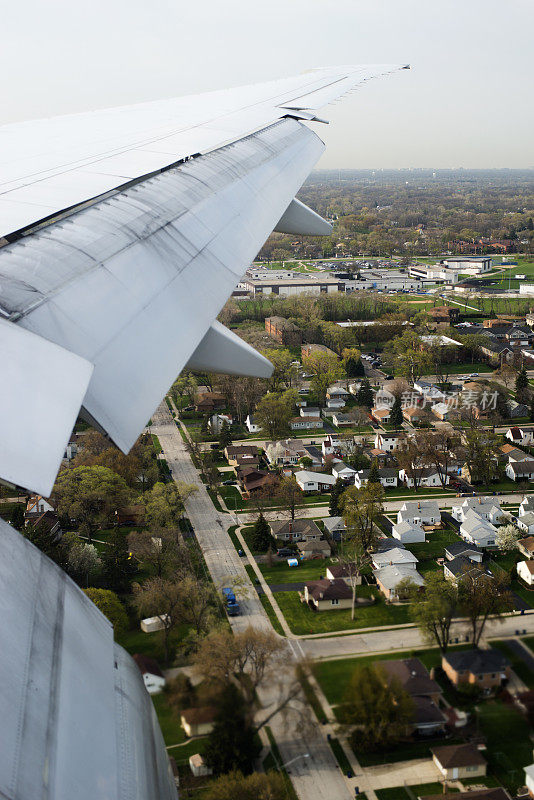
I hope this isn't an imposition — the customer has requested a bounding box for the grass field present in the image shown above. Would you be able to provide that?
[404,528,463,561]
[259,594,285,636]
[259,558,334,585]
[151,693,186,747]
[275,586,410,635]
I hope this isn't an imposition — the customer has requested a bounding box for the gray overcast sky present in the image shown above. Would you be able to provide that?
[3,0,533,168]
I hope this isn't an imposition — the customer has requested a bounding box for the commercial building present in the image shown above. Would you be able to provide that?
[265,316,303,346]
[441,256,492,274]
[242,275,344,296]
[409,264,460,284]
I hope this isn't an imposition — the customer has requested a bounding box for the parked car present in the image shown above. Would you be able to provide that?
[277,547,295,557]
[385,374,394,380]
[222,479,237,485]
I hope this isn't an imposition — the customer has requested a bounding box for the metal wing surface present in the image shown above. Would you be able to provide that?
[0,64,408,494]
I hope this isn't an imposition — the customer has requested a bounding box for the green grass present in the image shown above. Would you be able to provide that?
[218,484,246,510]
[422,362,494,376]
[227,524,241,551]
[404,528,462,561]
[151,693,186,746]
[167,737,209,763]
[206,488,223,511]
[151,434,162,453]
[259,558,334,585]
[259,594,286,636]
[478,700,533,793]
[328,737,353,775]
[115,623,190,666]
[491,639,534,689]
[275,586,410,635]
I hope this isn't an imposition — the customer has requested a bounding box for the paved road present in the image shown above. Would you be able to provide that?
[151,402,354,800]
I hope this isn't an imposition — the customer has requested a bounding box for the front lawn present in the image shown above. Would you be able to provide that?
[404,528,462,561]
[260,558,334,585]
[275,586,411,635]
[478,700,533,793]
[151,692,186,747]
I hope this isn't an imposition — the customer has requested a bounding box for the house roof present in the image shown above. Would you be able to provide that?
[295,470,336,485]
[508,426,524,439]
[431,743,486,769]
[359,467,398,479]
[270,519,322,538]
[181,707,217,725]
[326,563,359,579]
[226,444,259,456]
[444,542,482,559]
[519,536,534,553]
[373,548,418,568]
[443,648,509,674]
[375,537,406,552]
[132,653,164,679]
[519,559,534,575]
[519,512,534,526]
[323,516,346,533]
[445,556,488,579]
[509,459,534,475]
[413,695,447,725]
[460,510,497,535]
[373,564,425,591]
[380,658,442,697]
[306,578,352,601]
[392,521,425,537]
[372,408,390,419]
[297,539,331,552]
[399,500,440,517]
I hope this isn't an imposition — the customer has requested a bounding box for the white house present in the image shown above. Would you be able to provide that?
[132,654,166,694]
[265,439,309,465]
[451,497,502,524]
[506,427,534,446]
[323,516,346,541]
[517,512,534,536]
[459,510,497,549]
[354,467,398,489]
[517,560,534,586]
[506,459,534,482]
[322,435,341,460]
[326,397,346,410]
[294,470,337,493]
[373,564,425,600]
[300,406,321,417]
[524,763,534,799]
[397,500,441,527]
[245,414,261,434]
[519,496,534,517]
[140,615,169,633]
[332,461,358,482]
[391,521,426,544]
[374,431,405,452]
[290,416,323,431]
[372,547,419,571]
[327,385,350,400]
[209,413,233,434]
[399,467,447,488]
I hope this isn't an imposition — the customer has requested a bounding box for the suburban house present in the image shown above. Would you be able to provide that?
[180,707,217,738]
[225,444,260,466]
[354,467,398,489]
[374,431,406,452]
[413,380,446,403]
[372,547,419,571]
[290,416,323,431]
[509,399,529,418]
[443,542,483,563]
[378,658,445,735]
[391,521,425,544]
[441,649,510,693]
[519,496,534,516]
[517,560,534,586]
[297,539,331,559]
[371,407,391,424]
[326,397,346,410]
[303,578,352,610]
[294,470,337,493]
[459,510,497,548]
[195,392,225,413]
[265,439,310,466]
[238,467,276,494]
[518,536,534,558]
[524,764,534,799]
[397,500,441,527]
[270,518,322,543]
[332,413,353,427]
[132,654,166,695]
[300,406,321,418]
[245,414,262,433]
[403,405,426,424]
[332,461,358,482]
[506,459,534,481]
[451,497,502,524]
[323,516,346,541]
[506,426,534,446]
[443,557,492,584]
[375,537,406,553]
[432,744,487,781]
[208,413,233,434]
[325,563,361,585]
[25,494,55,524]
[264,316,302,346]
[399,466,447,488]
[322,435,342,460]
[517,512,534,536]
[326,385,350,400]
[430,402,459,422]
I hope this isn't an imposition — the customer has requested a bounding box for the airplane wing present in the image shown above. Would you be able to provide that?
[0,64,408,495]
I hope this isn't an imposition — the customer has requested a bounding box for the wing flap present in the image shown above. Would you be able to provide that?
[187,321,273,378]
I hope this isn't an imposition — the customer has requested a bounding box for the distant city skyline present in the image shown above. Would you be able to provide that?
[3,0,533,169]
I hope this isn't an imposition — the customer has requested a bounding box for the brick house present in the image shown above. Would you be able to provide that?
[265,316,302,346]
[441,649,510,693]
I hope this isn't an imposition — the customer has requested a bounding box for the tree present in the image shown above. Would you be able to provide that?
[205,684,260,775]
[66,539,101,586]
[203,771,286,800]
[273,475,304,521]
[133,577,183,663]
[367,460,381,484]
[389,394,404,428]
[102,528,136,591]
[458,571,513,647]
[10,504,24,530]
[254,390,296,440]
[495,523,522,552]
[516,366,529,402]
[460,429,499,486]
[83,588,129,635]
[410,572,459,654]
[339,664,414,752]
[385,331,433,384]
[261,348,293,391]
[418,429,460,489]
[143,481,197,529]
[302,351,343,405]
[53,465,132,542]
[251,514,274,552]
[329,478,345,517]
[340,482,384,555]
[530,396,534,423]
[342,347,363,378]
[176,574,217,635]
[127,529,187,577]
[356,379,374,409]
[218,420,233,450]
[23,518,63,561]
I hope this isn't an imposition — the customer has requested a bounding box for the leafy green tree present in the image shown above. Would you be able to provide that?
[102,528,136,592]
[251,513,274,552]
[202,771,286,800]
[218,419,233,450]
[458,571,513,647]
[205,684,260,775]
[254,390,297,439]
[23,519,62,561]
[340,482,384,554]
[342,347,363,378]
[83,588,129,635]
[356,379,374,409]
[133,576,183,663]
[339,664,414,752]
[10,504,24,530]
[143,481,197,529]
[389,395,404,428]
[66,539,101,586]
[367,460,381,484]
[410,572,458,654]
[516,366,529,402]
[385,331,432,383]
[52,465,132,542]
[329,478,345,517]
[302,351,343,405]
